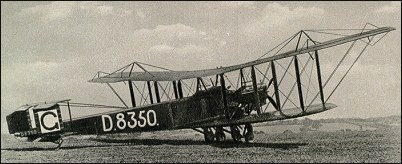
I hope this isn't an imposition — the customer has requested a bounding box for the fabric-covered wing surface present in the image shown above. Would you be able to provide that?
[174,103,337,129]
[89,27,395,83]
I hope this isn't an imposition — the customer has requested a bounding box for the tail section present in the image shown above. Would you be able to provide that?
[6,100,66,142]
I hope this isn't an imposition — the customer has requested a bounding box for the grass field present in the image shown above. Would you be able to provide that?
[1,123,400,163]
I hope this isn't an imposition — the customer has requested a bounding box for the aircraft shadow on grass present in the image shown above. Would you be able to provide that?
[90,138,308,149]
[1,138,308,151]
[0,144,116,151]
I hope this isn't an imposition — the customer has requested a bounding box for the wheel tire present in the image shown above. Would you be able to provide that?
[203,128,214,143]
[244,131,254,143]
[215,128,226,142]
[244,123,254,143]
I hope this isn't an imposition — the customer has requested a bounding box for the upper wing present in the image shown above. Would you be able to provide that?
[89,27,395,83]
[89,69,224,83]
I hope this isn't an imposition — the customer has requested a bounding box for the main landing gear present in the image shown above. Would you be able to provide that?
[230,123,254,143]
[202,127,226,143]
[202,123,254,143]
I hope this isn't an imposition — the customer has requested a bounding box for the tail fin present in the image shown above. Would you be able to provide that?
[7,102,64,141]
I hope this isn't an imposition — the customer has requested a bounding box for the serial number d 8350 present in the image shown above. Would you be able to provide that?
[101,109,157,132]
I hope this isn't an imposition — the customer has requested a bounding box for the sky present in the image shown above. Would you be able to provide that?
[1,1,401,133]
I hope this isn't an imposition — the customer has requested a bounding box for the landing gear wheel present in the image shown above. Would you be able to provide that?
[230,125,242,143]
[203,127,214,143]
[244,123,254,143]
[215,127,226,142]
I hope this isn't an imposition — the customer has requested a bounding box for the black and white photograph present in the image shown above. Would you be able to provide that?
[1,1,400,163]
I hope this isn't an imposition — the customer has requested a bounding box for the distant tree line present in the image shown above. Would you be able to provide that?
[256,115,400,130]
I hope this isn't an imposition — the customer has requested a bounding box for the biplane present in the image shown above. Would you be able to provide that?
[6,24,395,148]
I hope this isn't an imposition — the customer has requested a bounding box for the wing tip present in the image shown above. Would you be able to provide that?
[324,103,337,110]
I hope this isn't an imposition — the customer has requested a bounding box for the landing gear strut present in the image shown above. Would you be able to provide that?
[230,123,254,143]
[230,125,242,142]
[201,124,253,143]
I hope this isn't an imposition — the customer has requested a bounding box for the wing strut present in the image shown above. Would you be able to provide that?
[196,78,200,92]
[271,61,281,111]
[172,81,179,99]
[147,81,154,104]
[128,81,136,107]
[294,56,305,111]
[220,74,229,119]
[67,101,73,124]
[154,81,161,103]
[240,68,246,87]
[177,80,184,98]
[250,66,261,115]
[314,50,325,105]
[196,77,207,92]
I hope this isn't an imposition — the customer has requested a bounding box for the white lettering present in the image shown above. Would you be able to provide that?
[147,110,157,126]
[101,115,113,132]
[116,113,126,130]
[138,110,147,127]
[127,112,137,128]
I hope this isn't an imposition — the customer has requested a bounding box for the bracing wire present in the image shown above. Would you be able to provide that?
[304,59,315,105]
[224,74,234,88]
[279,88,299,109]
[258,32,300,59]
[325,39,372,103]
[264,57,294,110]
[59,102,125,109]
[299,38,357,111]
[255,67,270,85]
[280,57,312,110]
[133,82,146,105]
